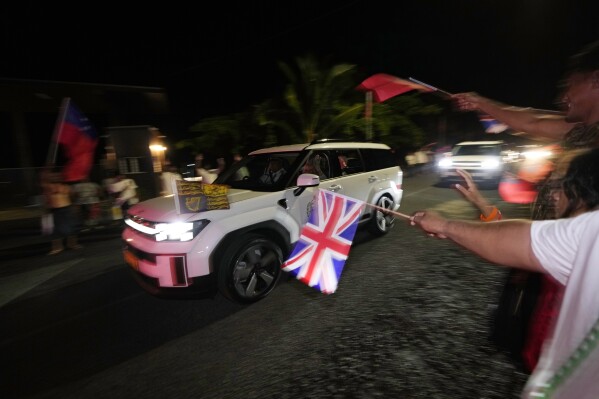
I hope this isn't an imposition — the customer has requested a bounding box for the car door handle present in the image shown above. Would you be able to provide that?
[368,176,378,183]
[328,184,342,192]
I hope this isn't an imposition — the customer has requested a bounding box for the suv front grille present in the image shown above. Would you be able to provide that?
[451,161,482,168]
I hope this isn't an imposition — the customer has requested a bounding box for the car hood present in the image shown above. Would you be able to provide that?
[127,188,278,222]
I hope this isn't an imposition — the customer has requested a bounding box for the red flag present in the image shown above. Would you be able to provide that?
[55,99,98,182]
[357,73,434,102]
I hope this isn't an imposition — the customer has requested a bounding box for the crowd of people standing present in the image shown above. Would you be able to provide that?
[39,168,142,255]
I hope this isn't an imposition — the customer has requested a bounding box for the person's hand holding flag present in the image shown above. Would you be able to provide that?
[452,92,484,111]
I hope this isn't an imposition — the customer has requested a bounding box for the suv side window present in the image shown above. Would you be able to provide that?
[362,148,397,171]
[294,150,332,181]
[333,149,364,176]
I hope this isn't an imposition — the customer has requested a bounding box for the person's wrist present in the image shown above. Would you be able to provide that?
[480,205,501,222]
[476,201,491,213]
[440,218,453,236]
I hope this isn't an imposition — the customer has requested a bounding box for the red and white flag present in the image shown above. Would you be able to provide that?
[282,189,365,294]
[357,73,434,102]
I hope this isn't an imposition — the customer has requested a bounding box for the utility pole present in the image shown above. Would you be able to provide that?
[365,91,373,141]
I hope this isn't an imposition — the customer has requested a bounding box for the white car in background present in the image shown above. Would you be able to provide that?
[122,140,403,303]
[436,140,506,186]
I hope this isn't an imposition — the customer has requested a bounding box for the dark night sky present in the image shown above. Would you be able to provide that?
[1,1,599,152]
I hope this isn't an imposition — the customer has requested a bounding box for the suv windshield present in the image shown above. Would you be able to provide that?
[215,152,303,191]
[453,144,501,156]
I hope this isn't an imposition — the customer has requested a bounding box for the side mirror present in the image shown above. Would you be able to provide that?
[293,173,320,196]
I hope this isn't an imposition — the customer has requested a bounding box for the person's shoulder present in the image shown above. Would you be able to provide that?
[577,210,599,226]
[539,210,599,233]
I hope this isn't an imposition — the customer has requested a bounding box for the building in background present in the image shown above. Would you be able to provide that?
[0,79,171,207]
[106,126,169,201]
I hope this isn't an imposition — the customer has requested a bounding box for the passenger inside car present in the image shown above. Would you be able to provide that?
[302,154,328,179]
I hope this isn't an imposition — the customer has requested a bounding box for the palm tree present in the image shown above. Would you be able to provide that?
[177,54,442,158]
[275,54,363,142]
[175,114,244,157]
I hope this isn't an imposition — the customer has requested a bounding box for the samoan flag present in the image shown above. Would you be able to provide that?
[357,73,434,102]
[478,113,508,134]
[282,189,365,294]
[57,99,99,182]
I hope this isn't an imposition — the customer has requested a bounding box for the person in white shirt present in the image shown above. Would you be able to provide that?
[410,148,599,398]
[110,175,138,214]
[160,165,182,195]
[194,154,223,184]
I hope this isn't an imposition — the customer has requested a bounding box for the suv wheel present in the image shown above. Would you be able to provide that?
[217,234,284,303]
[368,195,395,236]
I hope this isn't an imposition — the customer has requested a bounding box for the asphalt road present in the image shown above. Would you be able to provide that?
[1,173,533,399]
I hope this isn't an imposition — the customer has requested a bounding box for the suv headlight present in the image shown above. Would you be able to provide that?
[125,218,210,242]
[438,158,452,168]
[154,220,210,242]
[481,159,500,169]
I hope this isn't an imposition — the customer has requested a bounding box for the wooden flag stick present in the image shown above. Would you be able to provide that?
[366,202,412,220]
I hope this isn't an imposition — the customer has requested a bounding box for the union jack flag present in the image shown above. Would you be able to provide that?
[282,190,365,294]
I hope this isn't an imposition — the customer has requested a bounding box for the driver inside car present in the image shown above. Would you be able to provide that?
[259,158,286,184]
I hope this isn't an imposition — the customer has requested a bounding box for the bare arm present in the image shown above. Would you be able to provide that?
[453,92,574,141]
[454,169,497,219]
[411,210,544,272]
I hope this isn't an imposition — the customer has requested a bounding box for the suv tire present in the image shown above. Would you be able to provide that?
[217,233,284,303]
[368,195,395,236]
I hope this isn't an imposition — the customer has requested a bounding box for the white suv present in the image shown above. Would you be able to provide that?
[122,140,403,303]
[436,140,506,185]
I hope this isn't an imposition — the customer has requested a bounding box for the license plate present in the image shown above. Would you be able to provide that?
[123,250,139,271]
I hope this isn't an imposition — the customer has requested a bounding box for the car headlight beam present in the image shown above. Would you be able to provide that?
[481,159,500,169]
[126,217,209,242]
[155,220,210,242]
[438,158,452,168]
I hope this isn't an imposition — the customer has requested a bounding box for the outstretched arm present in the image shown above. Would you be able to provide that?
[452,92,574,141]
[410,210,544,272]
[454,169,500,220]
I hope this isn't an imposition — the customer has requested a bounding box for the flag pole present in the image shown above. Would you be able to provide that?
[46,97,71,166]
[408,78,453,97]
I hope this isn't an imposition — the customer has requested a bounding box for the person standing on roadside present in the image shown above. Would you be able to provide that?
[195,154,224,184]
[73,177,103,227]
[160,165,182,196]
[41,170,81,255]
[110,174,139,216]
